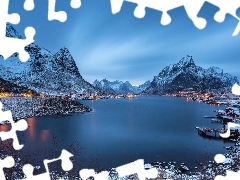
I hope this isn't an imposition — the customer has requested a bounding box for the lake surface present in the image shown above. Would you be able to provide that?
[3,96,235,171]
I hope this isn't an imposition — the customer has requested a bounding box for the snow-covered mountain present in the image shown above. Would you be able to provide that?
[93,79,150,94]
[93,79,116,94]
[144,55,239,94]
[138,80,151,91]
[0,25,98,95]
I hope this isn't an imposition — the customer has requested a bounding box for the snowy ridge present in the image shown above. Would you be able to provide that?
[0,25,98,95]
[93,79,151,94]
[145,55,239,94]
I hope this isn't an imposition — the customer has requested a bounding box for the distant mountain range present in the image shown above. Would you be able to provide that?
[0,25,97,95]
[93,79,151,94]
[144,55,239,94]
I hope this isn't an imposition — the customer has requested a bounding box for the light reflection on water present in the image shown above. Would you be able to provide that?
[0,123,11,132]
[27,117,36,140]
[40,130,50,142]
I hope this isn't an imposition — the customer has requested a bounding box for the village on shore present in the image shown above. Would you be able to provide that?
[170,89,240,141]
[0,88,141,124]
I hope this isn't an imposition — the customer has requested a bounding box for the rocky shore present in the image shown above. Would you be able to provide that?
[107,139,240,180]
[0,97,91,121]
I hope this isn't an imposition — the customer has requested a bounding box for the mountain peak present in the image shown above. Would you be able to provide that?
[59,47,70,53]
[145,56,238,94]
[93,79,150,94]
[178,55,194,66]
[125,81,131,85]
[56,47,72,58]
[0,25,99,95]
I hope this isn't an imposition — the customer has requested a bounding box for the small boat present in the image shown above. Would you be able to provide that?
[195,126,225,138]
[196,126,240,140]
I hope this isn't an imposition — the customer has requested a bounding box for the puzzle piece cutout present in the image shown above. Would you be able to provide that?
[24,0,81,20]
[213,154,240,180]
[0,0,35,62]
[80,169,109,180]
[24,0,35,11]
[232,83,240,95]
[110,0,240,36]
[22,149,73,180]
[111,0,206,29]
[0,156,15,180]
[0,0,83,61]
[0,102,28,150]
[219,122,240,138]
[79,159,157,180]
[24,0,82,22]
[115,159,158,180]
[215,171,240,180]
[48,0,82,22]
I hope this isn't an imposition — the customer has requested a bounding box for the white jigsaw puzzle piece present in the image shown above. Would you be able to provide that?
[79,159,157,180]
[22,164,51,180]
[48,0,81,22]
[48,0,67,22]
[215,170,240,180]
[219,122,240,138]
[111,0,206,28]
[110,0,240,35]
[80,169,109,180]
[116,159,158,180]
[24,0,35,11]
[22,149,73,180]
[0,102,28,150]
[43,149,74,172]
[71,0,81,9]
[182,0,207,29]
[232,83,240,96]
[0,0,35,62]
[0,156,15,180]
[26,0,82,22]
[0,0,82,63]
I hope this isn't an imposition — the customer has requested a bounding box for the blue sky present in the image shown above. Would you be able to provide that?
[9,0,240,85]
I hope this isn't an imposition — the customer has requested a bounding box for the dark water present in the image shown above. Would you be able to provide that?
[2,96,234,171]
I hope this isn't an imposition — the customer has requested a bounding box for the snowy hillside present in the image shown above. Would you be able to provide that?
[144,55,239,94]
[0,25,98,95]
[0,77,35,94]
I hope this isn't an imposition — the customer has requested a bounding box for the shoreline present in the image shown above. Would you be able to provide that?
[0,97,92,122]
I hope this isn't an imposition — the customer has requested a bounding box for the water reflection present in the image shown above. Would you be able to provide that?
[90,118,97,134]
[0,124,11,132]
[40,130,50,142]
[27,117,36,140]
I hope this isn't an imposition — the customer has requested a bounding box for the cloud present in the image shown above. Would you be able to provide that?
[65,3,240,85]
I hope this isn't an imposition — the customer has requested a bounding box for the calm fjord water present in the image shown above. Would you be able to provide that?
[21,96,233,170]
